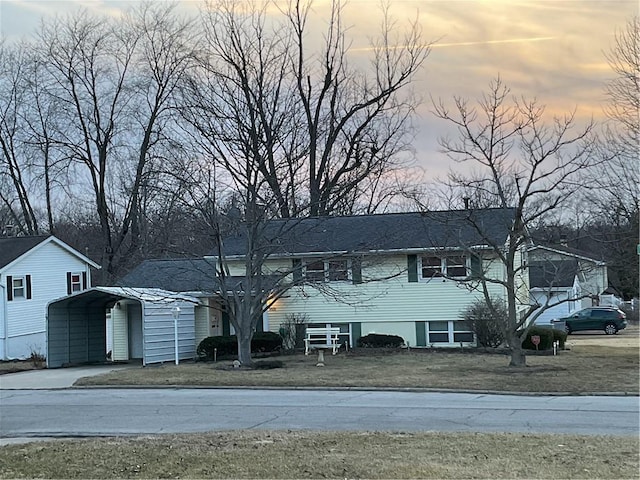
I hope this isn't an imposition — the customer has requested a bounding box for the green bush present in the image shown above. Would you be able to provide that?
[522,326,567,350]
[197,332,283,360]
[357,333,404,348]
[252,331,283,352]
[461,297,508,348]
[197,336,237,359]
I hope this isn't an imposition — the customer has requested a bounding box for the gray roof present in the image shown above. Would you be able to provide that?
[529,260,578,288]
[214,208,515,257]
[0,235,50,269]
[117,258,220,292]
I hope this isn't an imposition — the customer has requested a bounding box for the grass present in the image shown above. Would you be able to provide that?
[75,344,640,393]
[1,430,638,479]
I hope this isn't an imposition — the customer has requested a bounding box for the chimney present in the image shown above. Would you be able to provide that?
[463,197,470,209]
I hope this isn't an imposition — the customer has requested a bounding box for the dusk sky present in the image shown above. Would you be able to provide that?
[1,0,636,179]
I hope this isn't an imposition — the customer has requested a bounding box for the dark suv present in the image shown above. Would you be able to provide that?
[559,307,627,335]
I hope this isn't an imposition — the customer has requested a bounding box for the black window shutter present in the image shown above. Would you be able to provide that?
[66,272,72,295]
[351,258,362,284]
[292,259,302,282]
[26,275,32,299]
[6,276,12,301]
[407,255,418,283]
[82,272,87,290]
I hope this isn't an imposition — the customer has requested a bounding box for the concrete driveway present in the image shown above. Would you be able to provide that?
[0,365,135,390]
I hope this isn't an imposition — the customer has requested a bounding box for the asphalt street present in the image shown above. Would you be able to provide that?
[1,388,638,442]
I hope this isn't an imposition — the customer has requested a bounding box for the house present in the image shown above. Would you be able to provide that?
[527,245,609,326]
[40,208,524,367]
[0,235,100,360]
[116,207,523,351]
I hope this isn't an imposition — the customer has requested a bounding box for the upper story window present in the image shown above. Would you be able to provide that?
[420,255,468,279]
[70,273,82,293]
[6,274,32,301]
[67,271,87,294]
[12,277,25,298]
[304,259,350,282]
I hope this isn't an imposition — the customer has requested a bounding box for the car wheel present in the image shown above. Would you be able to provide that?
[604,323,618,335]
[564,324,571,335]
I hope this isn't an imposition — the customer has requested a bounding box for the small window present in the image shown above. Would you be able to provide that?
[305,261,325,282]
[328,260,348,281]
[12,277,25,298]
[421,256,443,278]
[446,256,467,277]
[70,273,82,293]
[304,259,351,282]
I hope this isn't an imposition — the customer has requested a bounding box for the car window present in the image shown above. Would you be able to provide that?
[578,309,590,318]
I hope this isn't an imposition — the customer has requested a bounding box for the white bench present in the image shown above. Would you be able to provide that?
[304,327,342,355]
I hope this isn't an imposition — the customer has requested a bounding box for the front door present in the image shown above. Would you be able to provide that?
[128,303,144,359]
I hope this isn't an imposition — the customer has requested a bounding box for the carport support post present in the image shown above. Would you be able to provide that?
[172,306,181,365]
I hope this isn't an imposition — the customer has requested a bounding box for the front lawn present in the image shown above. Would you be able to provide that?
[75,344,639,393]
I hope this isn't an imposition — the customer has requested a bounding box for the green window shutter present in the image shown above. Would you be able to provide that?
[351,322,361,347]
[415,321,426,347]
[222,310,230,336]
[292,259,302,282]
[407,255,418,283]
[351,258,362,284]
[26,275,32,300]
[470,254,482,279]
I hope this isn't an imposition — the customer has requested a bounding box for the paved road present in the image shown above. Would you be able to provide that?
[1,389,638,441]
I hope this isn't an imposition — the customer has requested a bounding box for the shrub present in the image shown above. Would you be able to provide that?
[28,346,46,368]
[252,331,283,352]
[462,297,508,348]
[357,333,404,348]
[197,336,237,359]
[197,332,283,360]
[278,313,309,350]
[521,326,566,350]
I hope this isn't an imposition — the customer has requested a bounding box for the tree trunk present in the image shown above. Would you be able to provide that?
[508,333,527,367]
[236,330,254,366]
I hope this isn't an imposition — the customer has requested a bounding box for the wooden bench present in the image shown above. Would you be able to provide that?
[304,327,342,355]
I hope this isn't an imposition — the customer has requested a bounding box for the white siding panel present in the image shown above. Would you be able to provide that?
[111,304,128,361]
[142,301,196,365]
[194,302,210,348]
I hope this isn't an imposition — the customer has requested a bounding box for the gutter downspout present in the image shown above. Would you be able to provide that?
[0,281,7,360]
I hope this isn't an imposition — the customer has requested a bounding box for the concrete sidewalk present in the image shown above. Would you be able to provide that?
[0,365,136,390]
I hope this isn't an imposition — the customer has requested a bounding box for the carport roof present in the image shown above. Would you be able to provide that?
[48,286,200,308]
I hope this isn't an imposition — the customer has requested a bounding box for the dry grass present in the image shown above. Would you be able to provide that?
[0,360,44,375]
[1,430,637,479]
[76,343,639,393]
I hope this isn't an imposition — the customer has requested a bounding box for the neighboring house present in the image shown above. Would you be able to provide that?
[117,208,523,351]
[0,235,100,360]
[527,245,609,326]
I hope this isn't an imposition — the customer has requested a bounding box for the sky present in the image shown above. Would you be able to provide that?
[0,0,637,180]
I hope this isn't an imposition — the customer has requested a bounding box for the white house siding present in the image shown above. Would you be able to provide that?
[1,241,91,359]
[266,254,505,346]
[194,301,211,348]
[111,303,129,361]
[531,290,574,326]
[142,301,196,365]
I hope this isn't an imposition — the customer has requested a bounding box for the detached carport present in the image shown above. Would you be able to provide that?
[47,287,199,368]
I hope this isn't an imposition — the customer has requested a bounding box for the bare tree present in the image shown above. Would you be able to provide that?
[33,3,195,281]
[287,0,431,216]
[433,77,597,367]
[0,42,40,235]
